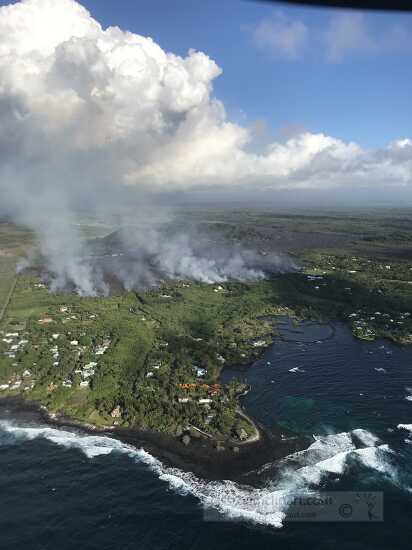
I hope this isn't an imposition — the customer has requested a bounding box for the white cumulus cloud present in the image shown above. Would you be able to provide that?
[0,0,410,198]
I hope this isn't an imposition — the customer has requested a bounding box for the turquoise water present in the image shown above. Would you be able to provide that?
[1,320,412,549]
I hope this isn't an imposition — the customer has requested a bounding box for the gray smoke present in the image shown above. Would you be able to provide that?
[81,222,296,293]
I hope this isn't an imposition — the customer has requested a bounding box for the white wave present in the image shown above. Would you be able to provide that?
[353,445,397,481]
[397,424,412,432]
[397,424,412,444]
[289,367,305,373]
[405,396,412,402]
[0,420,291,527]
[0,421,400,528]
[298,450,350,485]
[0,422,134,458]
[279,430,395,487]
[352,428,380,447]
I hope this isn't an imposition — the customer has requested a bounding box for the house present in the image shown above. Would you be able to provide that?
[0,384,9,391]
[38,318,53,324]
[110,405,122,418]
[79,380,89,388]
[178,397,191,403]
[194,367,207,378]
[198,398,212,404]
[95,341,110,355]
[62,380,72,388]
[70,340,79,346]
[252,340,266,348]
[82,368,95,379]
[179,383,197,391]
[146,371,154,378]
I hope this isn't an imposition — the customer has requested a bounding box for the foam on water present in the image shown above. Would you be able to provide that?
[397,424,412,433]
[0,421,401,528]
[352,428,380,447]
[397,424,412,444]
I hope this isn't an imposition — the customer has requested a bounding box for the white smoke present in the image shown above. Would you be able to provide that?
[94,225,292,291]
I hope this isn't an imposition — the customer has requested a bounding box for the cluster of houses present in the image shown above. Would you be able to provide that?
[1,330,28,360]
[1,304,112,392]
[179,383,222,397]
[347,309,411,339]
[70,361,98,389]
[60,335,111,389]
[0,368,35,393]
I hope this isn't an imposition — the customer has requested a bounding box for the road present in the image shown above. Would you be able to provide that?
[0,276,17,325]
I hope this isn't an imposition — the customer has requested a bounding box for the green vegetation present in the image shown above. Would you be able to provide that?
[0,275,283,440]
[2,208,412,443]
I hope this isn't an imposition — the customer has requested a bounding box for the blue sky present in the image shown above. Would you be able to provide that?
[34,0,410,150]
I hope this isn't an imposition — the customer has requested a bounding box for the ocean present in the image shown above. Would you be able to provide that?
[1,320,411,550]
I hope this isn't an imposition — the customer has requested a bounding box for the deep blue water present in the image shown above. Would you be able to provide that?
[1,320,412,550]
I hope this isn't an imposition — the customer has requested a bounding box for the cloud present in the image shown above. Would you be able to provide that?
[250,12,308,60]
[0,0,410,293]
[324,12,412,62]
[249,10,412,63]
[0,0,410,196]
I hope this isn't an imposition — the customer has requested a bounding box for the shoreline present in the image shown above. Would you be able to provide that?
[0,318,334,484]
[0,394,312,485]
